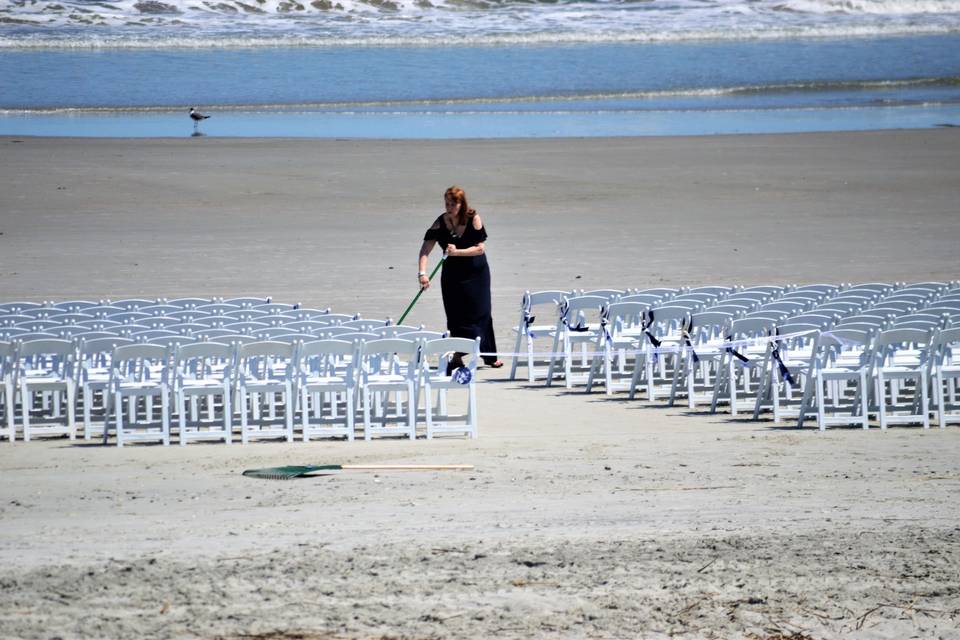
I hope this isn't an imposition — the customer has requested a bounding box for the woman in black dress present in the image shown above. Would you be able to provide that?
[418,186,502,368]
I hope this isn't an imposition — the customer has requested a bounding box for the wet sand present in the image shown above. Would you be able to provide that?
[0,130,959,639]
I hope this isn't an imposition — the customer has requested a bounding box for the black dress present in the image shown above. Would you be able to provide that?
[424,215,499,364]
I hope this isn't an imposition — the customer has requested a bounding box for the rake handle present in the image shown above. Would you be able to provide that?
[398,254,445,325]
[340,464,474,471]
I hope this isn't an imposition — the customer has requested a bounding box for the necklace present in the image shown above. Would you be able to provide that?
[445,216,465,239]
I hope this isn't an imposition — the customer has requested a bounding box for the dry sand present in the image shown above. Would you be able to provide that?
[0,130,959,639]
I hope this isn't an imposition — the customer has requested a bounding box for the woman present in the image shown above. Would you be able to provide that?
[419,186,502,368]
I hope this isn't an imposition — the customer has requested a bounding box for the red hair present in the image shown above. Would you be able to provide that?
[444,186,477,227]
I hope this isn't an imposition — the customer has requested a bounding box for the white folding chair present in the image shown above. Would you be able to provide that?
[78,336,135,440]
[585,301,647,395]
[709,317,779,415]
[298,339,358,441]
[796,329,873,430]
[546,295,606,389]
[929,327,960,427]
[668,310,734,408]
[173,342,235,445]
[872,328,931,429]
[420,337,480,439]
[18,339,77,441]
[627,305,692,401]
[109,343,171,446]
[509,290,567,382]
[235,341,296,443]
[751,322,822,422]
[359,338,419,440]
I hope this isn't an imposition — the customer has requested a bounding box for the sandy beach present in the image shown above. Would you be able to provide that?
[1,130,959,639]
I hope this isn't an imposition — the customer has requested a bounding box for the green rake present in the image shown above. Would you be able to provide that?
[243,463,474,480]
[398,253,445,325]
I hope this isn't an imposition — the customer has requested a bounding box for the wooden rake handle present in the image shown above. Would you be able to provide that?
[340,464,474,471]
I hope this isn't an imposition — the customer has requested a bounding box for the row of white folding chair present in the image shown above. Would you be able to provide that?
[0,301,297,320]
[0,307,350,326]
[508,284,955,396]
[510,287,724,383]
[784,326,960,429]
[6,335,477,445]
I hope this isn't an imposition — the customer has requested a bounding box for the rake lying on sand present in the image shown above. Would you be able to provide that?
[243,464,475,480]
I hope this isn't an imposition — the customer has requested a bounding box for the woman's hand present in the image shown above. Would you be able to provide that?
[445,246,458,257]
[419,274,431,290]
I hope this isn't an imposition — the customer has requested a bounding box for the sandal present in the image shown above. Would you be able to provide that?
[487,360,504,368]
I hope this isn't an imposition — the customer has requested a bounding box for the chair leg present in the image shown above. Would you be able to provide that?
[362,387,372,440]
[878,372,888,430]
[920,371,930,429]
[509,324,523,381]
[345,388,355,441]
[161,391,170,446]
[178,389,187,446]
[223,385,233,444]
[858,370,869,429]
[21,385,31,442]
[66,384,76,440]
[115,392,124,447]
[285,386,294,442]
[815,375,826,431]
[240,388,249,444]
[936,369,946,427]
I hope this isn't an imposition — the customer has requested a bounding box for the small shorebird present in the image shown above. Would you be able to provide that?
[189,107,210,129]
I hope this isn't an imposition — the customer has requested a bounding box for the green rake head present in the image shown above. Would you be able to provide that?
[242,464,343,480]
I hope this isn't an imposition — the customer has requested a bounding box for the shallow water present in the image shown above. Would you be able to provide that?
[2,0,959,137]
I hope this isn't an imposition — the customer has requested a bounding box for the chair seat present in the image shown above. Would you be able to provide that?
[878,366,924,375]
[302,375,349,386]
[180,378,228,389]
[117,380,166,390]
[366,373,409,384]
[22,374,68,384]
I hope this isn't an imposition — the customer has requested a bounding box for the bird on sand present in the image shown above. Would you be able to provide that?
[189,107,210,129]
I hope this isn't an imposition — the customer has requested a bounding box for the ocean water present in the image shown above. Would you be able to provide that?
[1,0,960,137]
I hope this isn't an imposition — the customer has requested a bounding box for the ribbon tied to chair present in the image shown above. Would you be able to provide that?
[522,311,537,338]
[724,335,751,366]
[641,309,662,353]
[679,315,700,364]
[770,328,796,385]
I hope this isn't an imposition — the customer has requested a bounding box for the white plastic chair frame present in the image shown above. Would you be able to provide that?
[18,339,77,441]
[585,301,648,396]
[709,317,778,415]
[668,311,734,409]
[359,338,419,440]
[795,329,873,430]
[510,290,567,383]
[297,339,358,441]
[871,328,931,429]
[546,295,607,389]
[235,341,296,443]
[174,342,235,445]
[109,343,171,446]
[627,305,692,401]
[79,336,135,440]
[420,337,480,439]
[929,327,960,427]
[751,323,822,422]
